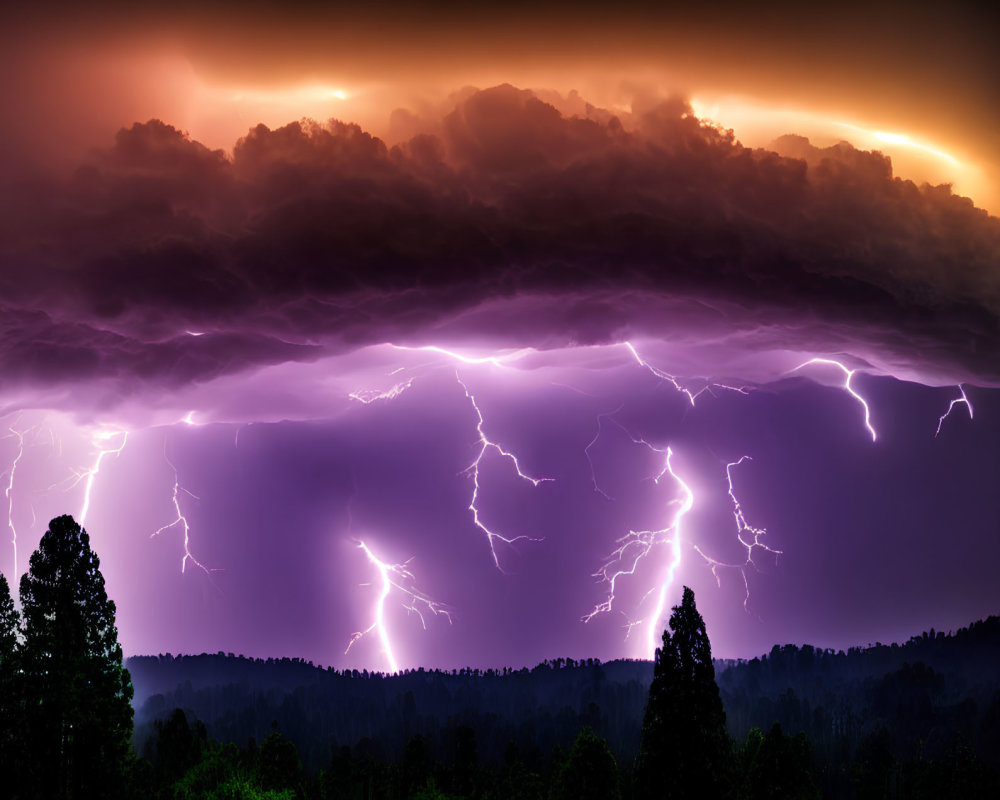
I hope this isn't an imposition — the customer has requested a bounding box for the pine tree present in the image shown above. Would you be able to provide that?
[551,726,622,800]
[19,515,134,800]
[634,586,733,799]
[0,573,23,793]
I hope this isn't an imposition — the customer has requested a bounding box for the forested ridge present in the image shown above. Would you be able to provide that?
[131,656,652,772]
[4,513,999,798]
[129,615,1000,798]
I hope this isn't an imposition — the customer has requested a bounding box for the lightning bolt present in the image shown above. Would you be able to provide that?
[389,343,534,369]
[691,456,781,613]
[151,449,214,579]
[935,384,974,437]
[2,425,26,578]
[643,446,694,657]
[622,341,752,406]
[457,375,552,571]
[346,540,451,674]
[76,429,128,524]
[791,357,877,441]
[349,378,414,404]
[624,341,704,406]
[584,406,624,501]
[350,351,555,571]
[582,431,694,657]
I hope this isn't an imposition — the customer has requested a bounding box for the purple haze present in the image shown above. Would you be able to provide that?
[1,86,999,671]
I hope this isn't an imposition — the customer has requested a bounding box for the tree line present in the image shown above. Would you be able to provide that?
[3,515,999,798]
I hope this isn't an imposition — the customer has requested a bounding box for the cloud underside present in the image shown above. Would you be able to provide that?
[2,84,998,416]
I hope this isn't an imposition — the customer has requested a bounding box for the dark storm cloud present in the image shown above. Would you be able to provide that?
[3,85,999,400]
[0,306,319,414]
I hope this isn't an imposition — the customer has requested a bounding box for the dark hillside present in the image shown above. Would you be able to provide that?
[130,615,1000,782]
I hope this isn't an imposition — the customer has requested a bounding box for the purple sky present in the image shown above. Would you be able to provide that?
[2,76,1000,671]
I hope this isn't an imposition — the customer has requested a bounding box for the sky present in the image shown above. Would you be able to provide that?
[1,0,999,672]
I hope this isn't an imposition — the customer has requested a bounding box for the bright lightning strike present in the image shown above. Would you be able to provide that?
[346,540,450,674]
[151,452,214,579]
[389,343,534,369]
[2,426,26,578]
[791,358,877,441]
[935,384,974,437]
[582,435,694,658]
[457,375,552,571]
[76,428,128,524]
[644,447,694,657]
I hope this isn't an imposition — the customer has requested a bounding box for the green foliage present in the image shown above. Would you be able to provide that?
[18,514,134,799]
[408,779,453,800]
[259,728,304,794]
[635,585,734,799]
[155,708,209,785]
[549,726,620,800]
[173,741,295,800]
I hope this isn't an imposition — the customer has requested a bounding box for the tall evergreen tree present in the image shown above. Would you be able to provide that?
[0,573,23,794]
[19,515,134,800]
[635,586,733,799]
[551,726,622,800]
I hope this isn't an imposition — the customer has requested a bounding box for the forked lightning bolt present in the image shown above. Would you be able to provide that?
[623,341,751,405]
[457,375,552,571]
[151,451,214,579]
[582,433,694,656]
[351,348,552,571]
[624,341,703,405]
[935,384,973,437]
[346,540,451,673]
[691,456,781,613]
[791,358,877,441]
[643,447,694,657]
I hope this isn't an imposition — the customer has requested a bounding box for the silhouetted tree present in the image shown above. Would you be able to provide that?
[19,515,134,799]
[550,726,621,800]
[498,740,545,800]
[154,708,207,786]
[259,726,304,794]
[454,724,478,796]
[853,725,893,800]
[401,734,432,798]
[0,572,17,662]
[739,724,818,800]
[0,573,23,794]
[635,586,733,799]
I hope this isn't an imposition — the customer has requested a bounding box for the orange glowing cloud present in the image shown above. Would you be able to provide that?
[2,4,996,214]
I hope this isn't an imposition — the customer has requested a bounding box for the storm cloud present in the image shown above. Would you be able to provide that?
[2,84,998,414]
